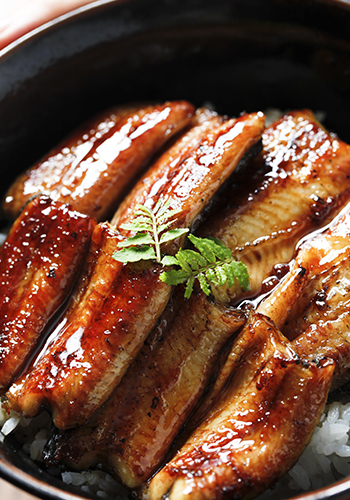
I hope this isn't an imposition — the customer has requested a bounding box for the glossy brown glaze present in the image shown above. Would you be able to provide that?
[7,223,171,428]
[47,288,246,488]
[41,109,350,489]
[236,200,350,392]
[276,204,350,389]
[3,101,194,222]
[0,196,95,392]
[6,110,265,430]
[201,110,350,304]
[111,109,265,240]
[145,313,334,500]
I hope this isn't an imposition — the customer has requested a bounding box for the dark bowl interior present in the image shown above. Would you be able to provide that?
[2,0,350,498]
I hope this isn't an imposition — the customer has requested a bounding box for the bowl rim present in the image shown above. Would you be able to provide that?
[1,0,350,61]
[0,0,123,59]
[0,452,93,500]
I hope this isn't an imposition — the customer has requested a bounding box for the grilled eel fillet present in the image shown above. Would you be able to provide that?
[201,109,350,304]
[146,206,350,500]
[6,110,265,430]
[281,204,350,389]
[3,101,194,222]
[145,312,334,500]
[0,195,95,392]
[44,110,350,488]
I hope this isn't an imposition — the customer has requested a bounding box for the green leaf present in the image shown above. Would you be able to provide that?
[161,255,179,266]
[160,269,189,285]
[113,245,156,263]
[197,273,211,296]
[158,220,178,235]
[134,204,152,217]
[157,208,181,222]
[126,215,151,224]
[230,260,250,291]
[215,264,227,287]
[120,220,152,232]
[184,276,195,299]
[118,233,154,248]
[175,249,193,274]
[155,198,171,217]
[224,262,235,288]
[112,196,250,300]
[207,236,232,259]
[153,197,164,214]
[205,267,217,283]
[160,228,189,244]
[180,249,207,271]
[188,234,216,264]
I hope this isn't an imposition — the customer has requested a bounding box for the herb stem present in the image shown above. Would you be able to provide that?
[152,210,161,263]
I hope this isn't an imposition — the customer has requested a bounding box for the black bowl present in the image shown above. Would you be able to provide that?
[1,0,350,498]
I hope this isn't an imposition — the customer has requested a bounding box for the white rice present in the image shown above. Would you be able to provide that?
[2,398,350,499]
[256,401,350,500]
[0,399,127,498]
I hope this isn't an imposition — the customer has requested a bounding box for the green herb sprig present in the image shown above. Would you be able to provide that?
[113,198,189,264]
[113,198,250,299]
[160,234,250,299]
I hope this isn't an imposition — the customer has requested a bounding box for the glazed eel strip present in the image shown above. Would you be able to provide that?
[0,195,95,392]
[3,101,194,221]
[203,109,350,304]
[44,110,350,489]
[194,201,350,425]
[6,109,265,430]
[283,204,350,390]
[45,289,247,487]
[239,200,350,392]
[145,312,333,500]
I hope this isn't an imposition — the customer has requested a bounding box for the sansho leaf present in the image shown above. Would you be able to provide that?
[113,245,156,263]
[197,273,211,296]
[184,276,195,299]
[118,233,154,248]
[154,198,172,217]
[174,249,193,274]
[160,228,189,244]
[161,255,179,266]
[159,269,189,286]
[230,260,250,291]
[188,234,216,264]
[215,264,227,287]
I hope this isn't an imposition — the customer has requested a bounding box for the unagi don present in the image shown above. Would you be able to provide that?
[42,110,350,491]
[6,109,265,430]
